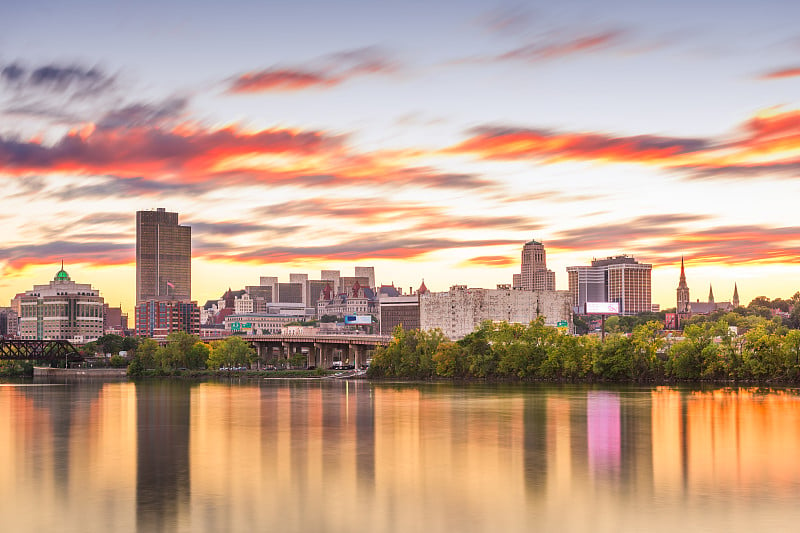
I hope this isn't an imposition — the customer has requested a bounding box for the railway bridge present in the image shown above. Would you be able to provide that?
[0,339,82,363]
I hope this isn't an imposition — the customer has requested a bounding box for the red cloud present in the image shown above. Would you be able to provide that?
[447,108,800,178]
[229,69,338,93]
[759,66,800,80]
[227,47,395,94]
[0,121,487,191]
[447,127,707,165]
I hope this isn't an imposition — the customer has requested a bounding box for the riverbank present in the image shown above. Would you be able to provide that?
[33,367,128,378]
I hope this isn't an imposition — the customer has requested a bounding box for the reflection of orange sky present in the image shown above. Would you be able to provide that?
[652,387,800,496]
[0,383,137,532]
[6,383,800,531]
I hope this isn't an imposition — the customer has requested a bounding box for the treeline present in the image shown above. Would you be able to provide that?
[127,332,255,376]
[366,316,800,382]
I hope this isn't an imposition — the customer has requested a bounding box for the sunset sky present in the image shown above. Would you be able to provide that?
[2,0,800,315]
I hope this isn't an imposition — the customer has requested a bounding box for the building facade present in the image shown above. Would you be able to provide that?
[567,255,652,316]
[420,285,572,340]
[13,266,105,341]
[136,208,191,303]
[0,307,19,338]
[223,313,306,335]
[379,295,421,334]
[516,240,556,291]
[135,299,200,338]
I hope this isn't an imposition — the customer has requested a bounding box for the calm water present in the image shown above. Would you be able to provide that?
[2,379,800,532]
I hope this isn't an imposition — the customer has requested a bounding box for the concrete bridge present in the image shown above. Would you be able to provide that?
[207,334,392,369]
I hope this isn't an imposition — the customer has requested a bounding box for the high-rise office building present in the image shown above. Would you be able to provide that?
[567,255,652,316]
[136,208,191,303]
[516,240,556,291]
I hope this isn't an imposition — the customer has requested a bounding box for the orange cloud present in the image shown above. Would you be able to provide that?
[759,66,800,80]
[227,47,395,94]
[447,127,708,165]
[447,108,800,178]
[0,121,488,192]
[462,255,516,267]
[229,69,337,93]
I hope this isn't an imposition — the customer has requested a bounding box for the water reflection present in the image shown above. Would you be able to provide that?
[1,381,800,532]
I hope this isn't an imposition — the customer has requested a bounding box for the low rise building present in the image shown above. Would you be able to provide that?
[420,285,572,340]
[135,299,200,338]
[223,313,305,335]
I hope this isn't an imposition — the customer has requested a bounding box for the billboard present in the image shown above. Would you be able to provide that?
[344,315,373,325]
[585,302,620,314]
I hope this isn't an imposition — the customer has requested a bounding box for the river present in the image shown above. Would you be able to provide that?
[1,378,799,532]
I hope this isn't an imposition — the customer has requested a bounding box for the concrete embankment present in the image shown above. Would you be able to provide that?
[34,367,128,378]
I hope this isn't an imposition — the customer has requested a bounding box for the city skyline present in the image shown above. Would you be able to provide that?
[1,1,799,315]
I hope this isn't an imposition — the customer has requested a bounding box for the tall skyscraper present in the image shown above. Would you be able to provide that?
[517,240,556,291]
[136,208,191,303]
[567,255,652,316]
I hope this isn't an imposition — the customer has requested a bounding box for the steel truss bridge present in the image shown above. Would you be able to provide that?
[0,339,82,362]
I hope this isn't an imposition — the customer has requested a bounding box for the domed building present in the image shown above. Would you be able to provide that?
[13,263,104,341]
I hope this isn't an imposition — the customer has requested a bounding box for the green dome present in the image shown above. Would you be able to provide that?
[55,265,70,281]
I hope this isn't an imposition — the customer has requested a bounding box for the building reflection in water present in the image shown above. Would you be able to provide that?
[136,381,192,532]
[5,382,800,532]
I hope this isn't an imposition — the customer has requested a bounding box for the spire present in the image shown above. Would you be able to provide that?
[708,284,714,304]
[676,256,690,314]
[733,283,740,308]
[418,279,428,295]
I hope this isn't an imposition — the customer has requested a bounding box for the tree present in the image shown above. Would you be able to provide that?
[207,336,255,369]
[97,334,124,355]
[135,338,160,370]
[159,331,202,370]
[433,342,467,378]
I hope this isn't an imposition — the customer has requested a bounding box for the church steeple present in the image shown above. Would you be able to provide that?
[732,283,740,308]
[677,256,690,313]
[708,284,714,304]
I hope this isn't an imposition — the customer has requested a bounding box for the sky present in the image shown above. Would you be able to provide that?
[1,0,800,315]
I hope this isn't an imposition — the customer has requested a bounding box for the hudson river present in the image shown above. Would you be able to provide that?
[2,379,800,532]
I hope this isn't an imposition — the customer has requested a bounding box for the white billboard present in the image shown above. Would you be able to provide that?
[344,315,373,325]
[585,302,620,314]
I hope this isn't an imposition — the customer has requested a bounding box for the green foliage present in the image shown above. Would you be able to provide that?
[108,354,128,368]
[366,326,444,379]
[207,336,255,370]
[97,334,124,355]
[0,360,34,377]
[361,312,800,383]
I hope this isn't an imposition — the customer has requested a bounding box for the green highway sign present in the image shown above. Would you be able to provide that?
[556,320,568,328]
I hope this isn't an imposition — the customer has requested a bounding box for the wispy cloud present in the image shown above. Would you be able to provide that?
[204,236,521,264]
[1,62,116,96]
[462,255,517,267]
[227,46,396,93]
[759,66,800,80]
[497,29,626,62]
[448,108,800,180]
[447,125,709,164]
[0,241,133,274]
